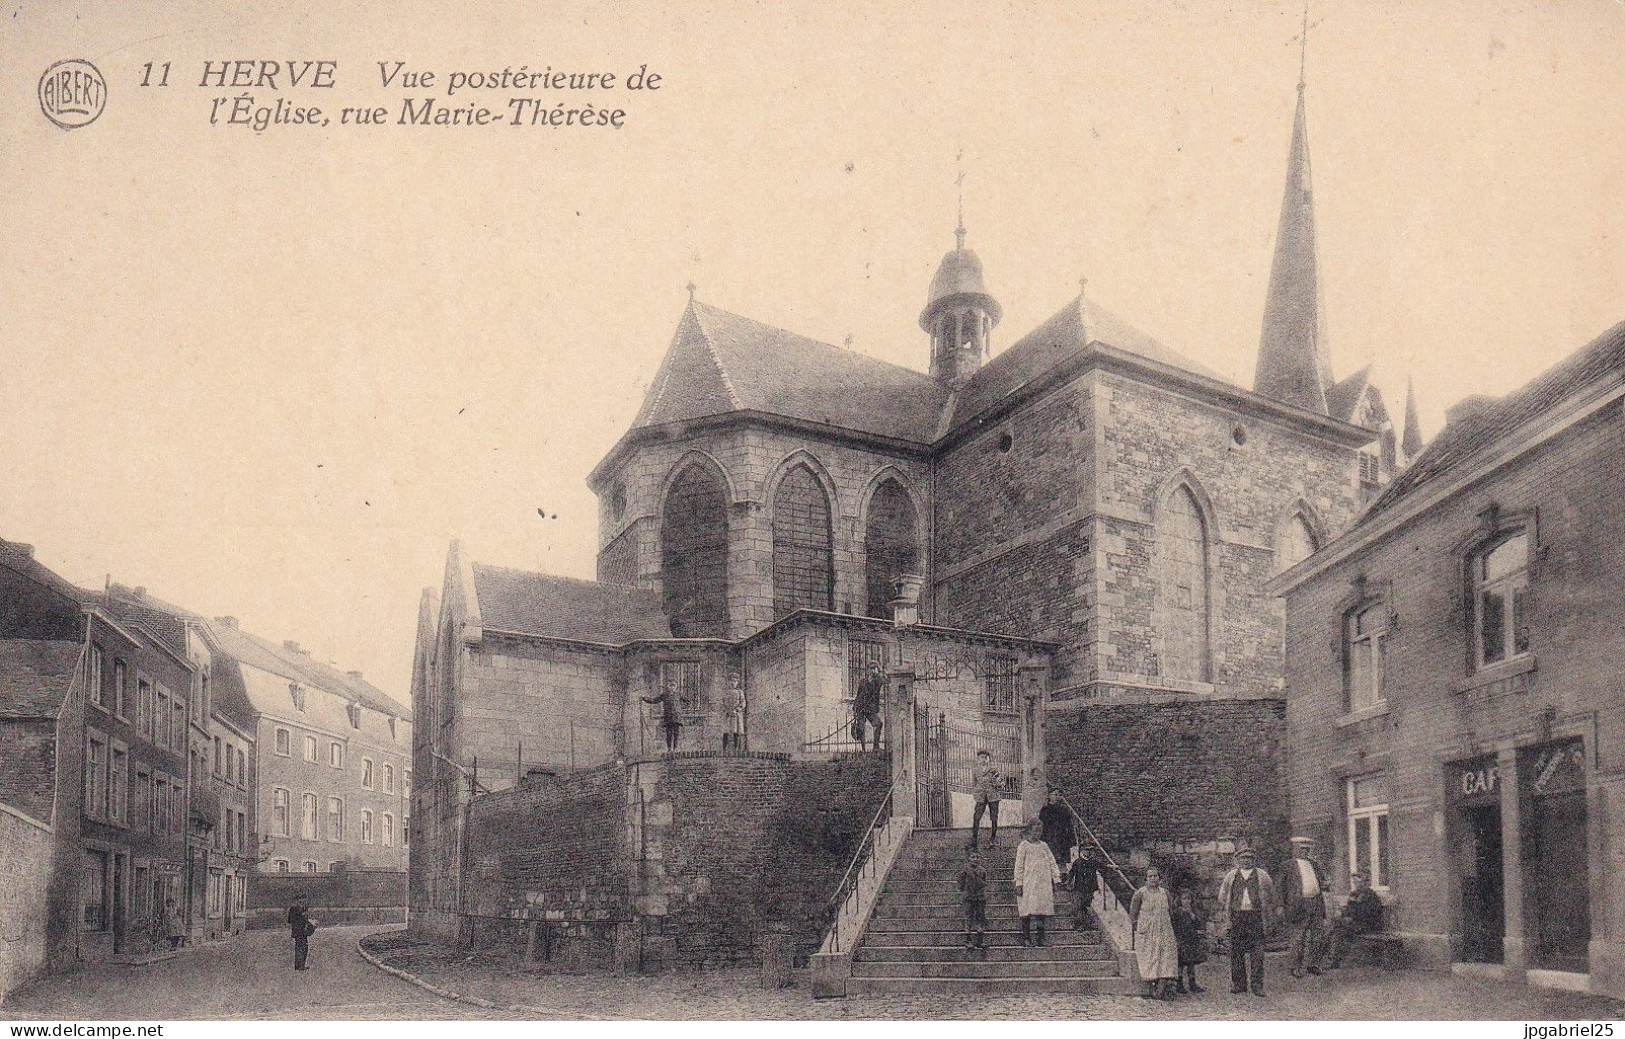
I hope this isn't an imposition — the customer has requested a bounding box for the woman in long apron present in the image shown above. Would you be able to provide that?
[1129,865,1180,999]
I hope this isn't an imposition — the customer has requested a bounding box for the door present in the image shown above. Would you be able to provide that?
[1528,791,1589,972]
[1457,804,1504,963]
[914,706,949,827]
[111,854,126,954]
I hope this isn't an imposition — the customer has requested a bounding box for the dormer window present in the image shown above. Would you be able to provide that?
[347,702,361,729]
[289,684,306,712]
[1472,529,1530,669]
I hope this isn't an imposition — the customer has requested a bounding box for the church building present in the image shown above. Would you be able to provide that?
[410,78,1423,958]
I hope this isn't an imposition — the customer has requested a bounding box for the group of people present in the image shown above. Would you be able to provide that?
[956,787,1384,1001]
[641,673,748,753]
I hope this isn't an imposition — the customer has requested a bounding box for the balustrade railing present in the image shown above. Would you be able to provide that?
[819,787,899,957]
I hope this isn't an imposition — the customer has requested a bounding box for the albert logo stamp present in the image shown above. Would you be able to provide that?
[38,59,106,129]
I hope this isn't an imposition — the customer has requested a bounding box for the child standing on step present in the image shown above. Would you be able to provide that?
[957,848,989,951]
[1173,887,1208,994]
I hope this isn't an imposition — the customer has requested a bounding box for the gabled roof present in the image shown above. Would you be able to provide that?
[631,301,951,444]
[0,639,80,719]
[946,293,1227,433]
[1325,365,1372,425]
[1362,319,1625,524]
[471,563,671,645]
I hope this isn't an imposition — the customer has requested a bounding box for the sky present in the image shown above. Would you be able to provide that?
[2,0,1621,707]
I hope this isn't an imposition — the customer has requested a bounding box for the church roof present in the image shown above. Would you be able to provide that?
[1362,319,1625,524]
[632,301,951,444]
[946,293,1227,433]
[1402,377,1425,458]
[1325,365,1371,425]
[1253,86,1333,415]
[471,563,672,645]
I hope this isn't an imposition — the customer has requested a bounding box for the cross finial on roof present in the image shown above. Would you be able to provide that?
[955,148,967,250]
[1290,4,1323,92]
[685,281,696,302]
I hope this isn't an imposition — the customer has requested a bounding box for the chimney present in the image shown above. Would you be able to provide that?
[346,670,363,679]
[134,586,146,599]
[889,573,924,629]
[283,640,302,654]
[1445,394,1498,427]
[214,616,237,628]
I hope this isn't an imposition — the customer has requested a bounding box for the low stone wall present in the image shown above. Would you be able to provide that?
[455,751,891,971]
[247,869,408,929]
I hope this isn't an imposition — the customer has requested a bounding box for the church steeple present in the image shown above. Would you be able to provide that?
[1402,375,1424,460]
[1253,64,1333,414]
[921,220,1001,388]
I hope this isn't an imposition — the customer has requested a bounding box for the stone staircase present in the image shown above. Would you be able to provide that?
[847,826,1133,995]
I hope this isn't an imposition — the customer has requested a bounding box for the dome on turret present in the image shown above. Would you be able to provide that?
[920,235,1002,331]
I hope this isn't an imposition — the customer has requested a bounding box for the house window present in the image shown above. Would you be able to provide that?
[362,759,374,789]
[171,694,185,749]
[983,655,1018,714]
[110,745,128,824]
[237,811,247,853]
[136,679,152,738]
[238,747,246,788]
[772,464,835,618]
[383,763,395,794]
[82,851,107,929]
[329,742,344,769]
[224,742,235,782]
[1347,774,1391,890]
[112,661,126,717]
[1473,530,1530,669]
[326,797,344,842]
[173,781,184,833]
[134,770,151,832]
[214,736,223,774]
[303,861,318,873]
[303,735,318,762]
[153,776,167,832]
[361,810,374,844]
[330,862,344,873]
[275,860,289,873]
[1345,602,1389,711]
[275,728,290,756]
[155,689,169,745]
[88,645,105,710]
[301,793,319,840]
[272,787,291,837]
[382,812,394,848]
[659,660,704,721]
[86,734,108,818]
[403,815,409,848]
[403,771,411,801]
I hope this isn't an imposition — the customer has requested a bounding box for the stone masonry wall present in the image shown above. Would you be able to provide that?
[0,805,53,1003]
[0,718,58,824]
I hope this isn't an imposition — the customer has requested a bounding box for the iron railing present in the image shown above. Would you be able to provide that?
[1056,790,1136,905]
[823,786,894,955]
[802,715,888,755]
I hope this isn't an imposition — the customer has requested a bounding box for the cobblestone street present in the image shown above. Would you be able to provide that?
[6,924,1624,1021]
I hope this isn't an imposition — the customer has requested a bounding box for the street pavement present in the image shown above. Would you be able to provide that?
[6,924,1624,1021]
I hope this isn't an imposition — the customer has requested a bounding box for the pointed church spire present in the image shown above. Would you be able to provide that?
[1402,375,1424,459]
[1254,40,1332,415]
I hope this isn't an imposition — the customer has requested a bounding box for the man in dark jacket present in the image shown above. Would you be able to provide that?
[642,680,682,753]
[288,901,315,970]
[851,663,885,751]
[1038,788,1076,868]
[1318,871,1385,968]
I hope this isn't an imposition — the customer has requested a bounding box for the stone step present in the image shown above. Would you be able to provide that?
[855,944,1115,964]
[870,903,1086,924]
[861,927,1100,947]
[845,976,1138,997]
[852,958,1122,979]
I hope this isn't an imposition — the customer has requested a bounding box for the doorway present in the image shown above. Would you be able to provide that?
[1457,804,1504,963]
[1527,790,1590,972]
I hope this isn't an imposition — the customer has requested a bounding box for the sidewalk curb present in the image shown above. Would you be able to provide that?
[355,936,612,1019]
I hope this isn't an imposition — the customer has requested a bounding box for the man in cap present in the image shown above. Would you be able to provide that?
[1216,844,1277,996]
[1282,836,1329,977]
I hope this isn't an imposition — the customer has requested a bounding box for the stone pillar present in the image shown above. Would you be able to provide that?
[1498,745,1527,978]
[886,669,917,821]
[1019,662,1051,824]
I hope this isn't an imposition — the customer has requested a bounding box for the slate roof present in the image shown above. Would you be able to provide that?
[1362,319,1625,524]
[632,302,951,444]
[0,539,95,607]
[0,639,81,719]
[1325,366,1372,425]
[946,293,1227,433]
[471,563,671,645]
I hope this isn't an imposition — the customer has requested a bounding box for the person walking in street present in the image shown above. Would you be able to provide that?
[1316,870,1385,968]
[1172,887,1209,994]
[957,848,989,951]
[1014,820,1062,947]
[850,663,885,751]
[288,900,316,971]
[969,750,1004,849]
[642,679,682,753]
[1129,865,1180,999]
[161,898,185,951]
[1038,788,1075,871]
[1283,836,1330,977]
[1216,844,1277,996]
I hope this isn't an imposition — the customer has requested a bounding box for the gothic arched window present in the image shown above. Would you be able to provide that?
[1276,511,1320,574]
[864,479,919,618]
[773,465,834,618]
[1158,485,1211,684]
[660,464,730,637]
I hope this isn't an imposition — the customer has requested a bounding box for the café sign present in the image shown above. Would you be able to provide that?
[1449,756,1501,806]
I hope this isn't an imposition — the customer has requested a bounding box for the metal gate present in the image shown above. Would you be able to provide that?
[914,705,1022,826]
